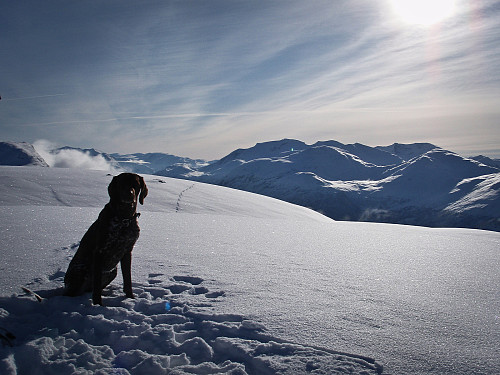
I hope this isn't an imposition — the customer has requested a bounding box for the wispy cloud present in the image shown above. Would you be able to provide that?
[1,0,499,158]
[2,94,66,101]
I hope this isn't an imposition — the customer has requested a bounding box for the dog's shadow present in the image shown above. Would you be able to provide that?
[24,283,134,302]
[34,287,65,299]
[22,269,67,299]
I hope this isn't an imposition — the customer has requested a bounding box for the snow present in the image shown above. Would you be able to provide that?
[1,166,499,374]
[445,173,500,215]
[380,149,497,205]
[109,152,207,175]
[375,142,437,162]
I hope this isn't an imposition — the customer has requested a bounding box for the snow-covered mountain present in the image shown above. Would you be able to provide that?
[375,142,437,161]
[0,141,48,167]
[1,166,499,374]
[25,142,206,174]
[49,146,206,174]
[160,139,500,231]
[2,140,499,231]
[109,151,207,175]
[471,154,500,169]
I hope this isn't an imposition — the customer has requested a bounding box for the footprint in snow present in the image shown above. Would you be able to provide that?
[146,274,225,300]
[1,277,383,375]
[171,275,204,285]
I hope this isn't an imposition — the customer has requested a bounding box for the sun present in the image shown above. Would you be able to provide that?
[390,0,456,26]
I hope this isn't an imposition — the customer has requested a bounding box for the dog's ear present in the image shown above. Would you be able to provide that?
[138,176,148,205]
[108,175,119,200]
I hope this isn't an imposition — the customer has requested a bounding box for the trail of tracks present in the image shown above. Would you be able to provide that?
[176,184,195,212]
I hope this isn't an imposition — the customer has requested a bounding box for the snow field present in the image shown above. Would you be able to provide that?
[0,166,499,374]
[0,167,382,374]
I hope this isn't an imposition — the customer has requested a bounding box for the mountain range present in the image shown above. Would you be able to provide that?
[1,139,499,231]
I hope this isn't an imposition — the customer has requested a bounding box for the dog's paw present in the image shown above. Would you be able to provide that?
[124,291,135,299]
[92,295,103,306]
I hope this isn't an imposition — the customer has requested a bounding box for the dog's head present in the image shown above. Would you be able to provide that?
[108,173,148,213]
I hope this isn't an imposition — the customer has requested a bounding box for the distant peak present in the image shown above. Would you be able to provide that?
[375,142,439,161]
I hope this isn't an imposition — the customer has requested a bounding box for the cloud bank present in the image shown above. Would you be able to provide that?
[33,140,116,172]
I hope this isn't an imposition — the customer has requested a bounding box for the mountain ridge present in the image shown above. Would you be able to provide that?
[159,139,499,231]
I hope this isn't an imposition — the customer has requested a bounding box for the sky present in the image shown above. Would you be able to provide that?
[1,0,499,160]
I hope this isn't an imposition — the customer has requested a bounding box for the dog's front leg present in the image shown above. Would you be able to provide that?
[92,251,103,305]
[121,251,134,299]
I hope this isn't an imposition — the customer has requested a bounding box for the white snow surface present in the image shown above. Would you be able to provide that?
[1,166,499,374]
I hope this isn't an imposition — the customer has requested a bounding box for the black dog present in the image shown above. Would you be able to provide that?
[64,173,148,305]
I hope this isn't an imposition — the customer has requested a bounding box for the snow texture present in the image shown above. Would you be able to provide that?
[0,167,381,374]
[1,166,499,374]
[0,280,381,375]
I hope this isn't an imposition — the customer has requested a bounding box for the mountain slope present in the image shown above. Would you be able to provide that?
[381,149,497,205]
[375,142,437,161]
[316,141,403,165]
[110,152,207,174]
[471,155,500,169]
[0,141,48,167]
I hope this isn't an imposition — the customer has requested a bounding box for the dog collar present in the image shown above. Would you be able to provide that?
[121,212,140,226]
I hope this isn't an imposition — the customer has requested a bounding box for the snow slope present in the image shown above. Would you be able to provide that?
[1,166,499,374]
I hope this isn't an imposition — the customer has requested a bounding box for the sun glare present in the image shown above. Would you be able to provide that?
[390,0,457,26]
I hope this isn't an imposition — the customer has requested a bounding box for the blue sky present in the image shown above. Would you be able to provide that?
[1,0,499,159]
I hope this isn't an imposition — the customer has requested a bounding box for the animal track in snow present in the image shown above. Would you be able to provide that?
[175,184,195,212]
[171,275,204,285]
